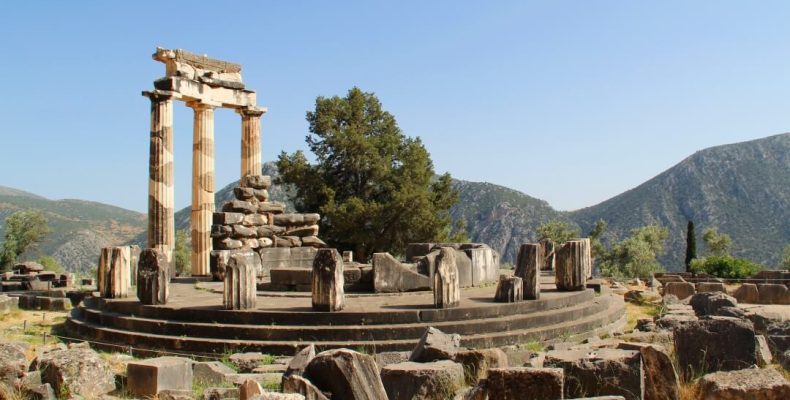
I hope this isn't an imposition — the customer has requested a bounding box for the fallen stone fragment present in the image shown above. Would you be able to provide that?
[690,292,738,317]
[617,342,679,400]
[127,357,193,397]
[494,275,523,303]
[544,348,644,400]
[192,361,236,386]
[283,344,316,379]
[33,347,116,398]
[477,367,564,400]
[453,348,509,384]
[380,360,465,400]
[699,368,790,400]
[410,327,463,362]
[663,282,695,300]
[0,340,28,387]
[303,348,387,400]
[674,316,757,380]
[239,379,264,400]
[733,283,760,303]
[282,374,329,400]
[230,352,268,373]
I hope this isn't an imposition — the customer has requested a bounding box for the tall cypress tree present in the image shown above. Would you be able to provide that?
[685,220,697,271]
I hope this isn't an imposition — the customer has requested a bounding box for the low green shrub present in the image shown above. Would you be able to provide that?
[689,256,763,279]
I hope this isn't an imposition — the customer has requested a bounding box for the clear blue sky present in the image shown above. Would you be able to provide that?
[1,1,789,213]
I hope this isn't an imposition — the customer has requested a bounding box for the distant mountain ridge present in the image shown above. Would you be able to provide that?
[3,133,788,273]
[0,188,146,274]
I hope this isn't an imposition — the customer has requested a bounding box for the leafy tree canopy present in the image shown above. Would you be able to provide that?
[0,210,50,271]
[37,256,64,273]
[276,87,460,261]
[587,219,607,260]
[782,244,790,269]
[685,220,697,271]
[702,228,732,257]
[599,225,668,279]
[536,220,580,246]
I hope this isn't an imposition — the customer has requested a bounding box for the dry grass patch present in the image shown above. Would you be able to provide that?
[624,301,662,332]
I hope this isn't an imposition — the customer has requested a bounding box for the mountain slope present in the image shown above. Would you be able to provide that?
[0,193,146,274]
[569,133,790,269]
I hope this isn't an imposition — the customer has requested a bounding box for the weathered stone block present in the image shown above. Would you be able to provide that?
[544,348,644,400]
[689,292,738,317]
[699,368,790,400]
[539,239,555,271]
[35,347,116,398]
[303,349,387,400]
[223,251,259,310]
[617,342,679,400]
[555,240,588,291]
[241,174,271,190]
[242,213,268,226]
[696,282,727,293]
[301,236,327,248]
[410,327,462,362]
[453,348,509,384]
[757,284,790,304]
[465,246,500,285]
[484,367,564,400]
[494,275,523,303]
[372,253,431,293]
[515,243,541,300]
[733,283,760,303]
[214,212,245,225]
[137,248,169,305]
[282,374,329,400]
[283,344,316,380]
[434,247,460,308]
[663,282,695,300]
[192,361,235,386]
[674,316,757,380]
[311,249,344,312]
[127,357,192,397]
[380,360,464,400]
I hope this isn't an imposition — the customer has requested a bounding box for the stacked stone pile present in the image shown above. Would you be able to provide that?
[0,261,74,293]
[211,174,327,279]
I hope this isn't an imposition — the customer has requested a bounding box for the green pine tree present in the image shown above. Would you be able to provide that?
[685,220,697,271]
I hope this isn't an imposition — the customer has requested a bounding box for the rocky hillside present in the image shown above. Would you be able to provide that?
[0,188,146,274]
[570,133,790,269]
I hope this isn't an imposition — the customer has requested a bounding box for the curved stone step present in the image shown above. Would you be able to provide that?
[65,294,625,356]
[75,295,613,342]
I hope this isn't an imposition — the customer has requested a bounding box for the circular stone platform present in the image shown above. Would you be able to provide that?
[65,275,625,356]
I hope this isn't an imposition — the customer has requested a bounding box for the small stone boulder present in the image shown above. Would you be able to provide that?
[127,356,193,397]
[696,282,727,293]
[380,360,465,400]
[239,379,264,400]
[544,348,644,400]
[483,367,564,400]
[699,368,790,400]
[303,348,387,400]
[757,284,790,305]
[674,316,757,380]
[410,327,463,362]
[230,352,269,373]
[624,290,645,303]
[282,374,329,400]
[32,347,116,398]
[690,292,738,317]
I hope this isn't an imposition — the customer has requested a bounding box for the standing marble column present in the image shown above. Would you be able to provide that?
[189,102,216,276]
[238,107,266,178]
[146,93,175,269]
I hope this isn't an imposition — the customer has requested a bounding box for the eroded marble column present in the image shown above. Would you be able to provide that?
[189,102,216,276]
[238,107,265,178]
[146,93,175,266]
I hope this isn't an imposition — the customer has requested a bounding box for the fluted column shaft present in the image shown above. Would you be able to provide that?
[146,94,175,266]
[189,102,216,276]
[239,108,265,177]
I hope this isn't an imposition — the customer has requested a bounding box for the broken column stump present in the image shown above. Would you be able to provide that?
[434,247,460,308]
[514,243,541,300]
[539,239,555,271]
[137,248,169,305]
[494,275,523,303]
[98,246,130,298]
[223,251,260,310]
[311,248,345,312]
[555,240,589,291]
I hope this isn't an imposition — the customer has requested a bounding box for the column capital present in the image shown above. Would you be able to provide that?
[186,100,219,111]
[237,106,267,117]
[143,90,175,102]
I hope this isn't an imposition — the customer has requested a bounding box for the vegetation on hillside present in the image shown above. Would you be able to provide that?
[276,87,460,261]
[536,220,580,246]
[688,255,763,279]
[0,210,50,271]
[599,225,669,279]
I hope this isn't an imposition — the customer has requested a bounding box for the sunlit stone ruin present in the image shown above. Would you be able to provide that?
[21,48,781,399]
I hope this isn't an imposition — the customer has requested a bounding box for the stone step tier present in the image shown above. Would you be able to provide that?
[65,286,625,357]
